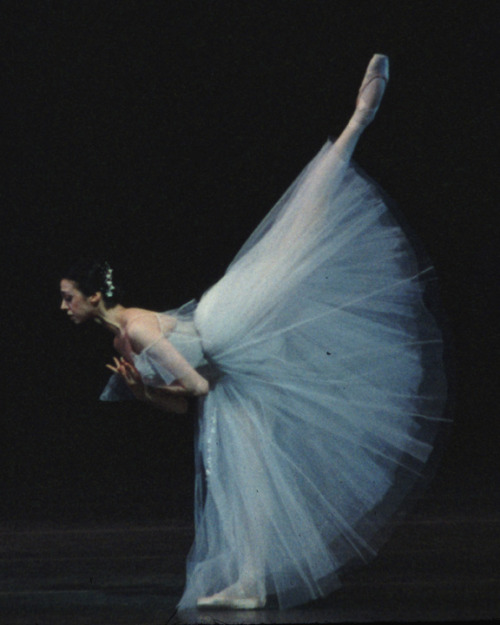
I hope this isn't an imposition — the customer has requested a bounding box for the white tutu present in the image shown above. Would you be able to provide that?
[103,140,448,608]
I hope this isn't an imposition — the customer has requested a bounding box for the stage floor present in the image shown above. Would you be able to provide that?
[1,491,498,625]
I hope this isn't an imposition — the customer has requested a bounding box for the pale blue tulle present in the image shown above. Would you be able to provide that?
[102,141,448,608]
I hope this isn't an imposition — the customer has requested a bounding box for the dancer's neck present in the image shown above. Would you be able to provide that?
[94,303,128,336]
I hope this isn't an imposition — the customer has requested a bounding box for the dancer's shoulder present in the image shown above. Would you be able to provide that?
[124,308,176,348]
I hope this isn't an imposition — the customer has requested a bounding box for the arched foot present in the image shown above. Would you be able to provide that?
[197,582,266,610]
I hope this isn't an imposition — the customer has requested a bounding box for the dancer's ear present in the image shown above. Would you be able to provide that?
[89,291,102,306]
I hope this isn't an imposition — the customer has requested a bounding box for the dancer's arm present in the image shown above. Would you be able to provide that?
[127,320,210,397]
[106,357,190,413]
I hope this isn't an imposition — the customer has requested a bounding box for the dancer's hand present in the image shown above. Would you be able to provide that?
[106,357,191,414]
[106,357,149,401]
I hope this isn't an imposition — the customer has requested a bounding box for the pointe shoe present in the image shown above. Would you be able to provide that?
[350,53,389,128]
[197,584,266,610]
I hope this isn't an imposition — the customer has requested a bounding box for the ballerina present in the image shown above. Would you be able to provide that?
[60,54,447,610]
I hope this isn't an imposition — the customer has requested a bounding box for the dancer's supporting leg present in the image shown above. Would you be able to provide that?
[197,415,267,610]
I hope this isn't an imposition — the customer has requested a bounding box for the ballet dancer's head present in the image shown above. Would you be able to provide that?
[60,259,123,323]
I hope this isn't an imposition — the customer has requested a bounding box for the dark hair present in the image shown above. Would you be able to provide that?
[63,258,123,308]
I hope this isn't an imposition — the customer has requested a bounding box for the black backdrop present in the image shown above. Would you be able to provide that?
[2,0,498,526]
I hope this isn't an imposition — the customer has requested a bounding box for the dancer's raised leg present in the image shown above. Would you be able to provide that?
[195,55,389,612]
[287,54,389,204]
[334,54,389,162]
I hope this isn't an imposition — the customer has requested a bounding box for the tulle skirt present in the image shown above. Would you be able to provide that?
[177,140,448,609]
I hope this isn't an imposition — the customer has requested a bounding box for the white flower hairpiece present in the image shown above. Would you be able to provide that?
[103,263,115,298]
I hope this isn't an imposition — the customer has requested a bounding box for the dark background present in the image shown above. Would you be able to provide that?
[2,0,498,527]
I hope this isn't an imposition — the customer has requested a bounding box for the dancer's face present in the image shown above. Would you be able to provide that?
[60,279,97,324]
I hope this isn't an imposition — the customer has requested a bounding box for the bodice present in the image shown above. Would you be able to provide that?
[100,300,208,400]
[133,310,208,387]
